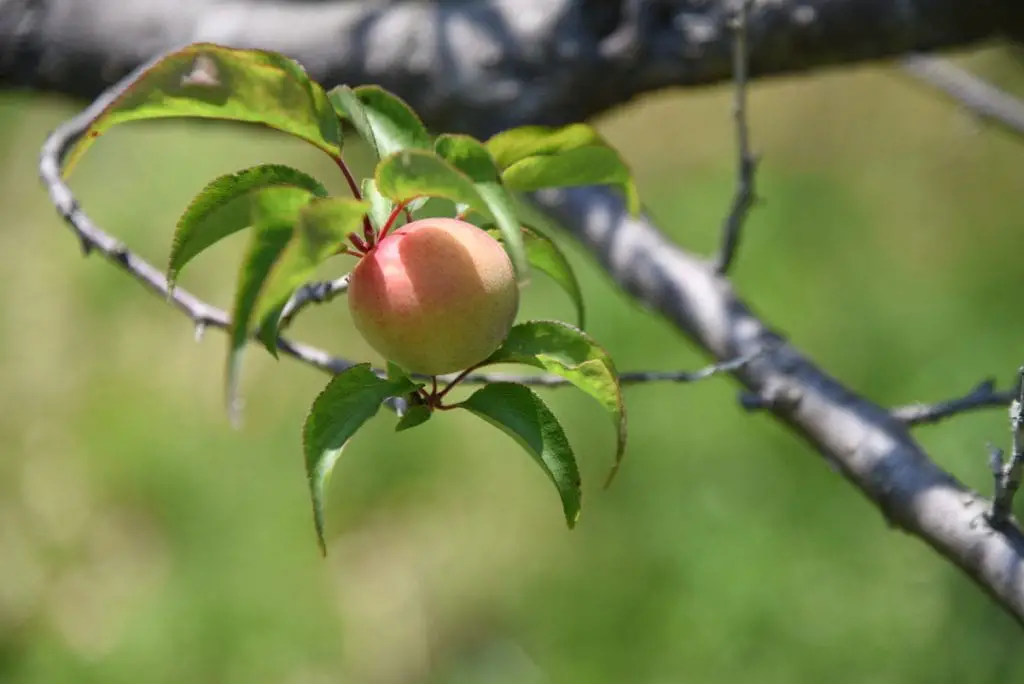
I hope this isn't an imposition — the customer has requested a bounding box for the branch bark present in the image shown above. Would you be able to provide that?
[2,0,1022,136]
[531,186,1024,626]
[17,0,1024,625]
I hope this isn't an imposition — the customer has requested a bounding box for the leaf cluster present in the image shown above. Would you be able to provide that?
[63,43,642,553]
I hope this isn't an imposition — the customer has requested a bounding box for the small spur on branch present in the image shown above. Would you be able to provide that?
[988,368,1024,525]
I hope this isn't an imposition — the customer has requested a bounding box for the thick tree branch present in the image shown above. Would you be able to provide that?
[529,186,1024,626]
[901,54,1024,137]
[3,0,1023,136]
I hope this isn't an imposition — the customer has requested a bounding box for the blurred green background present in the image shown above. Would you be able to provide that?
[2,43,1024,684]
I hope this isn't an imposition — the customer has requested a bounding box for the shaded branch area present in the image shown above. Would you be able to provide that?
[19,0,1024,627]
[1,0,1022,135]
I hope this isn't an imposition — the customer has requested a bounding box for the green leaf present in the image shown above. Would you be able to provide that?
[329,84,431,160]
[395,404,433,432]
[63,43,342,176]
[485,123,604,169]
[434,134,528,278]
[254,197,370,355]
[375,147,512,229]
[482,320,627,485]
[458,383,581,527]
[227,187,313,420]
[503,147,640,216]
[168,164,328,288]
[362,178,393,229]
[375,149,482,208]
[303,364,418,553]
[485,224,585,329]
[386,360,411,383]
[485,124,640,216]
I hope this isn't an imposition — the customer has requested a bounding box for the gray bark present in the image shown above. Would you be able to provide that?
[1,0,1021,134]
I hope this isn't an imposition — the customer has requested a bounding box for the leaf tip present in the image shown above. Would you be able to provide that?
[314,515,329,557]
[226,393,244,430]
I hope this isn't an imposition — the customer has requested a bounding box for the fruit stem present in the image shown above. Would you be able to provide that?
[334,155,377,243]
[378,199,412,241]
[334,156,363,200]
[362,218,377,248]
[348,232,370,254]
[435,362,484,401]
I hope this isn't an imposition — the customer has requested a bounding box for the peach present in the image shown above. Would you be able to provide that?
[348,217,519,375]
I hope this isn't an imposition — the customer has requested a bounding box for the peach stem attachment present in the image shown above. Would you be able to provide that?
[378,199,413,242]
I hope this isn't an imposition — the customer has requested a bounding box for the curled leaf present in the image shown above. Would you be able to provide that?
[329,84,431,159]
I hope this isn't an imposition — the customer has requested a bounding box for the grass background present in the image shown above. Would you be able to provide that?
[2,43,1023,683]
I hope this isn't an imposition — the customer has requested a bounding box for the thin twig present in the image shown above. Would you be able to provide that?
[746,372,1018,428]
[278,275,350,331]
[990,368,1024,525]
[443,347,762,388]
[892,378,1015,426]
[713,0,759,275]
[901,55,1024,138]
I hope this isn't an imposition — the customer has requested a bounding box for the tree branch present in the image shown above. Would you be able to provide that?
[990,369,1024,525]
[3,0,1022,137]
[712,0,758,275]
[24,0,1024,629]
[278,275,351,332]
[530,186,1024,627]
[901,54,1024,137]
[892,378,1016,426]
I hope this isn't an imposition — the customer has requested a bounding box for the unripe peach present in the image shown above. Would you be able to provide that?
[348,217,519,375]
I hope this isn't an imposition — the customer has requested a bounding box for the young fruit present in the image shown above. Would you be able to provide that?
[348,217,519,375]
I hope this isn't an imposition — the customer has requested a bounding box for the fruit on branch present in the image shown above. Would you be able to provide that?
[348,217,519,375]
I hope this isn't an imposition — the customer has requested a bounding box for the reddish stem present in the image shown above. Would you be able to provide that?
[334,155,377,245]
[334,156,362,200]
[363,219,376,248]
[378,199,411,241]
[435,363,483,401]
[348,232,370,254]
